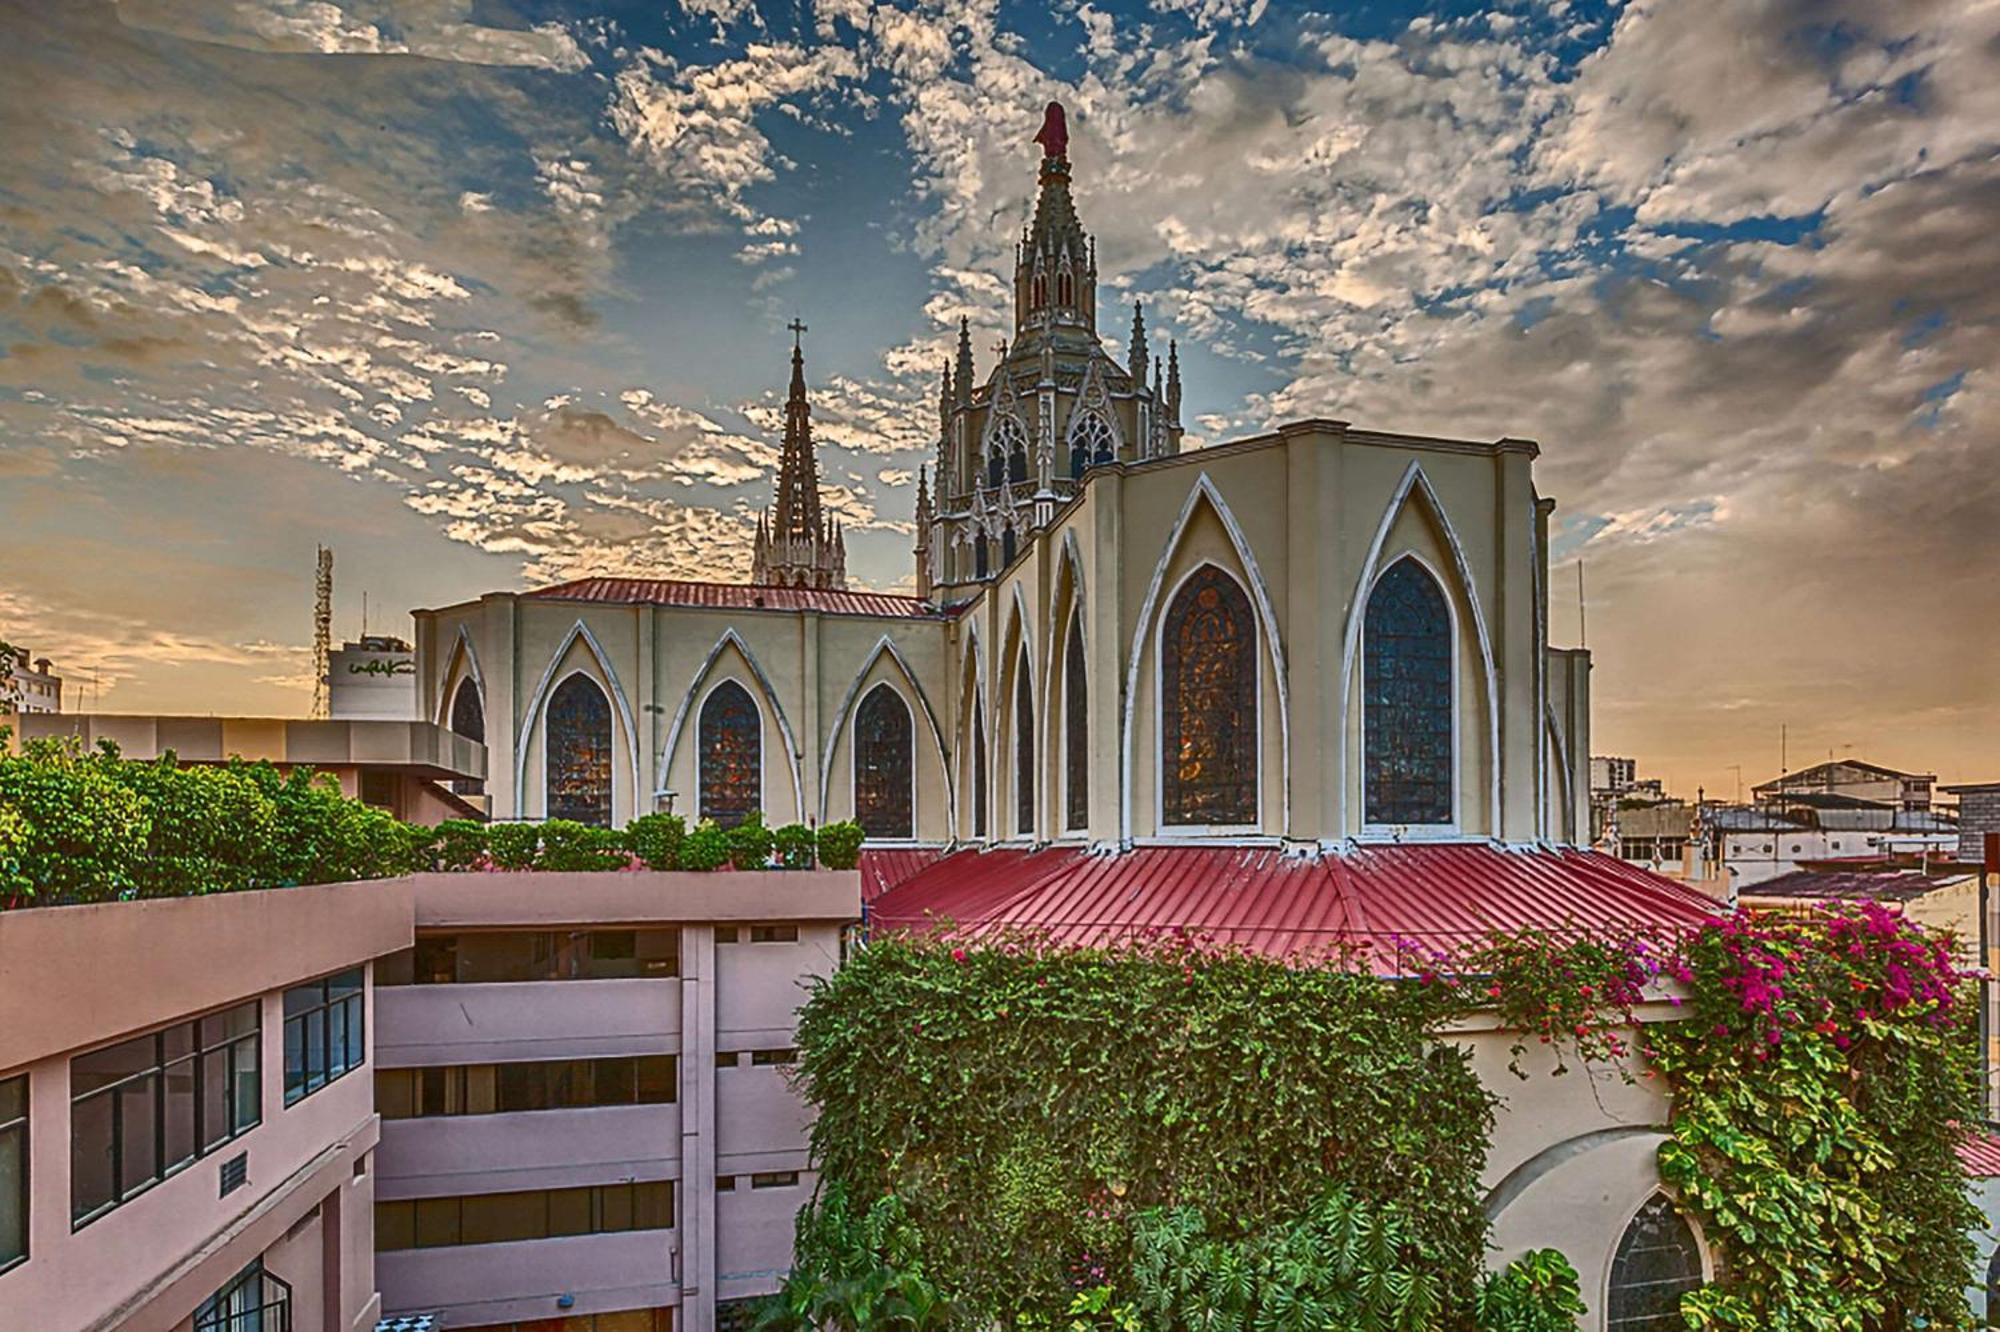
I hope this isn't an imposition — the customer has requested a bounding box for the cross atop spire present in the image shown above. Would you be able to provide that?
[787,317,808,347]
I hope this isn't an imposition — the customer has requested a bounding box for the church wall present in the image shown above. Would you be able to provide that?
[814,621,953,843]
[511,606,645,826]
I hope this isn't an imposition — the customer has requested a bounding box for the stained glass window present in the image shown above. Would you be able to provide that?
[975,534,990,579]
[1014,653,1035,836]
[449,678,485,795]
[1161,565,1257,826]
[853,684,914,839]
[1068,411,1114,478]
[1002,526,1017,566]
[546,674,612,826]
[1065,613,1088,831]
[971,697,988,838]
[699,680,762,828]
[1607,1195,1704,1330]
[988,448,1005,490]
[1363,557,1453,826]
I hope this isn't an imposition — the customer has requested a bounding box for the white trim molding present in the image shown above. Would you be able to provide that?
[656,628,806,822]
[819,634,956,834]
[512,619,641,821]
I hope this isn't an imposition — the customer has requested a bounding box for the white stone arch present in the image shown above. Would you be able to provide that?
[1545,704,1575,845]
[1357,550,1464,836]
[657,628,805,823]
[1151,559,1264,835]
[1337,460,1501,835]
[512,619,640,821]
[819,634,955,835]
[1000,581,1039,839]
[958,616,990,841]
[1045,531,1089,835]
[433,624,485,730]
[1120,472,1292,843]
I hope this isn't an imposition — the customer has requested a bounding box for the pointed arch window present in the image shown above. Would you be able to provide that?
[1002,525,1017,567]
[853,684,914,839]
[990,417,1027,490]
[1032,274,1047,307]
[1363,558,1454,826]
[1161,565,1258,826]
[975,534,990,579]
[449,677,486,796]
[1606,1194,1704,1329]
[1064,611,1088,831]
[1068,411,1114,478]
[971,696,988,839]
[546,674,612,826]
[1057,270,1074,306]
[1014,651,1035,836]
[699,680,762,828]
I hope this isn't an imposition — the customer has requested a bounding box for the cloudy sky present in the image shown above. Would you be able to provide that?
[0,0,1994,798]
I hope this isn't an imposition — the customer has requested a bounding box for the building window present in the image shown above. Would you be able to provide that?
[749,1048,798,1066]
[748,924,798,943]
[546,673,614,826]
[991,416,1028,487]
[1363,557,1453,827]
[1002,525,1018,566]
[1014,651,1035,836]
[194,1259,289,1332]
[751,1171,800,1189]
[1068,411,1114,478]
[1065,612,1088,831]
[449,677,485,795]
[975,534,990,579]
[1161,565,1258,827]
[377,929,680,986]
[71,1002,260,1227]
[283,969,364,1106]
[378,1055,675,1119]
[699,680,762,828]
[1606,1193,1704,1330]
[972,697,988,838]
[375,1181,674,1251]
[1,1074,25,1272]
[853,683,914,839]
[987,448,1005,491]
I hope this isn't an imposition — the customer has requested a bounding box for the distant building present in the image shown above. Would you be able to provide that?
[1740,866,1982,965]
[329,635,419,723]
[1708,799,1958,889]
[2,646,61,715]
[1590,755,1637,798]
[1943,782,2000,865]
[1753,759,1936,813]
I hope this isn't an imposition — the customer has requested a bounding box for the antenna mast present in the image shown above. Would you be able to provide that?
[311,545,333,720]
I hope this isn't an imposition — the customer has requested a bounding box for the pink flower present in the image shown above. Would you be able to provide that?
[950,947,968,964]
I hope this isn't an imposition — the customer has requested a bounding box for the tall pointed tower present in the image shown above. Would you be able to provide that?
[752,321,848,589]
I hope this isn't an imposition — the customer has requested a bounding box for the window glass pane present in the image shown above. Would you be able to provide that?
[1,1099,27,1266]
[637,931,679,977]
[284,1017,306,1103]
[637,1057,676,1104]
[464,1065,497,1115]
[0,1076,24,1123]
[375,1200,415,1252]
[377,1070,414,1120]
[284,982,326,1019]
[592,1059,636,1105]
[73,1034,156,1096]
[326,1004,349,1081]
[1161,565,1258,826]
[497,1062,550,1114]
[414,1196,461,1248]
[201,1050,230,1149]
[1363,558,1454,826]
[162,1022,196,1062]
[547,1187,592,1236]
[71,1091,115,1221]
[1014,652,1034,835]
[414,936,457,984]
[1065,615,1088,831]
[457,934,547,984]
[853,684,914,839]
[598,1183,634,1232]
[222,1003,259,1041]
[163,1058,198,1172]
[304,1009,328,1091]
[547,674,614,826]
[699,681,761,829]
[584,931,638,980]
[231,1037,260,1133]
[344,995,365,1076]
[328,968,364,998]
[461,1190,546,1246]
[634,1181,674,1230]
[117,1075,159,1197]
[1607,1194,1705,1330]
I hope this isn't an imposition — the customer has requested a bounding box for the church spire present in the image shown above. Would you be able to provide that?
[1016,101,1095,335]
[1166,339,1182,422]
[954,316,974,405]
[752,320,847,589]
[1129,302,1148,384]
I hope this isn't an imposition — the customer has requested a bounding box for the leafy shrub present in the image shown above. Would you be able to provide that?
[680,819,731,871]
[0,738,152,903]
[773,821,816,870]
[728,810,775,870]
[1475,1249,1586,1330]
[225,760,426,886]
[485,822,540,870]
[815,819,865,870]
[113,756,279,898]
[430,819,489,871]
[537,819,629,872]
[758,1183,955,1332]
[627,812,686,870]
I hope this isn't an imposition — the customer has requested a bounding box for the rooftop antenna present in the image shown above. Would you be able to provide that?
[311,545,333,720]
[1576,560,1587,648]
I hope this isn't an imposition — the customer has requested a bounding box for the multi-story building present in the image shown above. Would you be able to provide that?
[1944,781,2000,865]
[370,869,856,1332]
[0,879,407,1330]
[1753,758,1937,813]
[1589,756,1637,798]
[329,637,420,724]
[3,645,62,714]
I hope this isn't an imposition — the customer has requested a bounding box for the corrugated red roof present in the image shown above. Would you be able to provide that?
[1960,1131,2000,1178]
[867,843,1721,972]
[525,576,942,619]
[858,847,952,902]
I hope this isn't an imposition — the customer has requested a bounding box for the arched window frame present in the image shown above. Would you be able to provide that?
[988,416,1027,491]
[1603,1191,1709,1331]
[543,670,614,826]
[1152,562,1261,834]
[1067,410,1115,479]
[1360,552,1459,836]
[448,675,487,796]
[1013,645,1035,839]
[971,694,988,840]
[696,677,763,828]
[1064,607,1088,833]
[974,533,990,579]
[851,682,915,841]
[1001,525,1017,567]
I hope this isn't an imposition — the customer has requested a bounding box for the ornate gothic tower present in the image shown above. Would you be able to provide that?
[921,101,1186,601]
[752,322,847,590]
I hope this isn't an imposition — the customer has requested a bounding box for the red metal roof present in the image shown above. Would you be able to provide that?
[867,843,1722,972]
[1960,1131,2000,1178]
[525,576,942,620]
[858,847,951,903]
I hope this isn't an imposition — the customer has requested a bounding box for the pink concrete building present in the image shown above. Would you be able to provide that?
[370,870,857,1332]
[0,880,410,1331]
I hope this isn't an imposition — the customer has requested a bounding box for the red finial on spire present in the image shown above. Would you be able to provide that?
[1034,101,1068,160]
